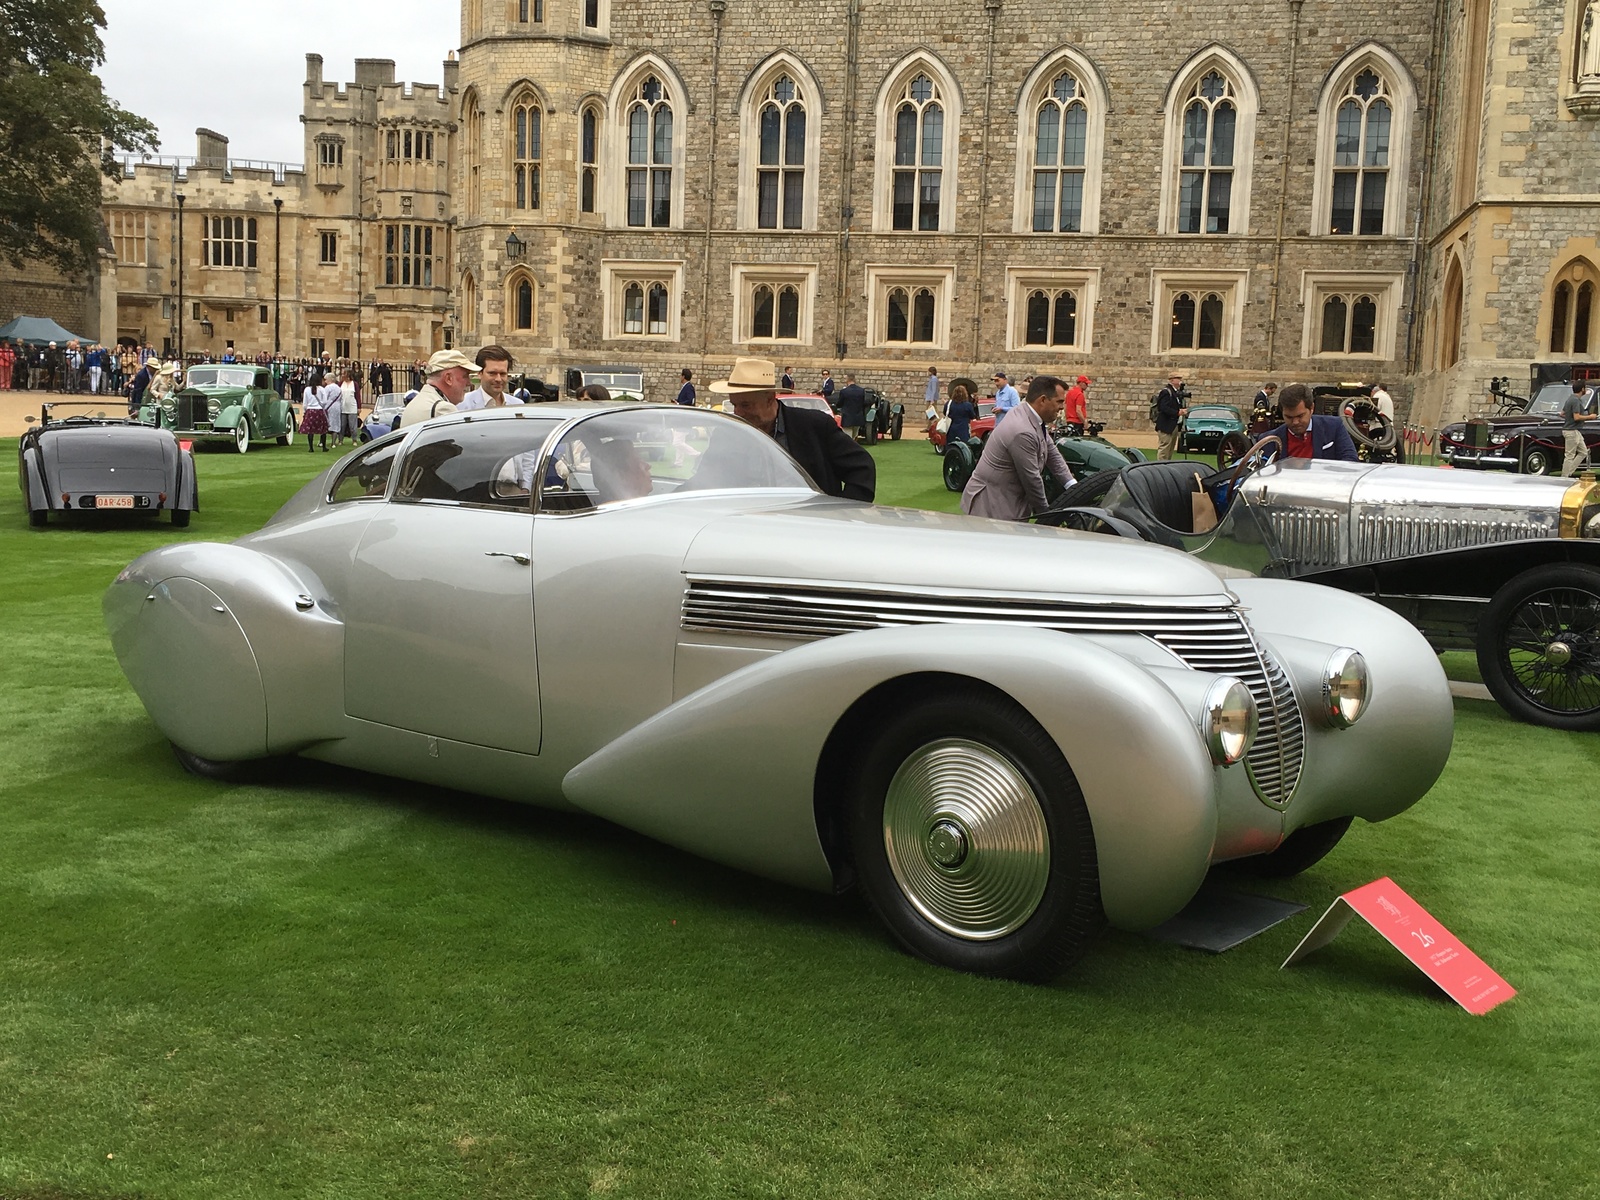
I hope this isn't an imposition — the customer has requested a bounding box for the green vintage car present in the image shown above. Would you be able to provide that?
[1178,404,1247,462]
[143,364,296,453]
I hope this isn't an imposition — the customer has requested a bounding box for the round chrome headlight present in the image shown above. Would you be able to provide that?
[207,400,221,417]
[1204,678,1259,766]
[1323,648,1369,728]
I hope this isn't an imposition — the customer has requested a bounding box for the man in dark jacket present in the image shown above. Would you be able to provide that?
[1265,382,1359,461]
[835,374,868,439]
[1153,371,1188,460]
[716,357,875,502]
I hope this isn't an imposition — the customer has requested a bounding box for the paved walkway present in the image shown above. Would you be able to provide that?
[1,391,129,436]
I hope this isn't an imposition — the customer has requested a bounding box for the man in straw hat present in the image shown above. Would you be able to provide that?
[397,348,476,430]
[714,357,875,502]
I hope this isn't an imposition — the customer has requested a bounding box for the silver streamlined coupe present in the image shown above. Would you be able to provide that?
[105,404,1454,980]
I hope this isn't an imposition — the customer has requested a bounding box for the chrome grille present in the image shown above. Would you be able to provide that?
[682,576,1305,805]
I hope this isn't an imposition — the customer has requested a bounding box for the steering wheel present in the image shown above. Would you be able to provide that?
[1225,434,1284,497]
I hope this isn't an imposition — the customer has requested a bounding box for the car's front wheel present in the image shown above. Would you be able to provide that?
[1477,563,1600,731]
[171,743,252,781]
[848,687,1103,981]
[1230,816,1353,878]
[234,419,251,454]
[1217,431,1252,470]
[942,440,975,492]
[890,411,904,440]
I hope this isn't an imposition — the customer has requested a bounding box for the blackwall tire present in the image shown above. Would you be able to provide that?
[891,412,904,440]
[171,743,255,781]
[1052,467,1125,509]
[171,508,191,528]
[1231,817,1353,878]
[847,687,1103,981]
[1476,563,1600,731]
[1522,446,1554,476]
[943,440,975,492]
[28,508,47,529]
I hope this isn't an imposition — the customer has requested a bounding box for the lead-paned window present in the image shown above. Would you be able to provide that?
[757,75,806,230]
[1177,72,1235,234]
[1169,290,1225,350]
[513,99,541,211]
[1329,70,1390,236]
[749,283,801,340]
[383,224,435,287]
[884,286,936,343]
[892,74,943,231]
[111,211,147,265]
[1023,289,1079,346]
[1032,72,1087,233]
[1319,292,1379,354]
[203,216,257,268]
[626,76,673,227]
[581,107,599,213]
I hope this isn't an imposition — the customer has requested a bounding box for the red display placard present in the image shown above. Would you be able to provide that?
[1281,877,1515,1015]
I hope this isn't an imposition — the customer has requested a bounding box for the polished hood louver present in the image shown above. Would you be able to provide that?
[682,576,1304,805]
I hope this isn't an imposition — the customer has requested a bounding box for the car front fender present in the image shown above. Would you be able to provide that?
[212,404,245,432]
[562,624,1218,929]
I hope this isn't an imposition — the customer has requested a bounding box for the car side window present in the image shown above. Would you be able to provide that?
[539,410,812,514]
[392,417,561,510]
[329,440,401,503]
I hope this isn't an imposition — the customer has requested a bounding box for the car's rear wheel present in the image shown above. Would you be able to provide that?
[848,687,1103,981]
[234,419,251,454]
[171,508,191,528]
[1521,445,1553,476]
[28,508,46,529]
[277,414,295,446]
[1230,817,1353,878]
[1477,563,1600,731]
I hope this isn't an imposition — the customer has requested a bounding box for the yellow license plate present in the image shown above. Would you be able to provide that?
[96,495,135,509]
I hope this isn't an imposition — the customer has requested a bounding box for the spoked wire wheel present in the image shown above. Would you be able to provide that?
[1478,565,1600,731]
[882,738,1051,940]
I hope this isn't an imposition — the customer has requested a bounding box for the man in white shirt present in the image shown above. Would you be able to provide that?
[455,345,524,412]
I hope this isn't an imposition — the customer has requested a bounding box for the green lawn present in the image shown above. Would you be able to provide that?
[3,436,1597,1199]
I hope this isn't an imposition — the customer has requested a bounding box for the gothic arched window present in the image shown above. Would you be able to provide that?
[626,75,673,228]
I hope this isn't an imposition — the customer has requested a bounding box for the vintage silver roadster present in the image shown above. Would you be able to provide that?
[1041,452,1600,730]
[105,405,1452,980]
[19,401,198,528]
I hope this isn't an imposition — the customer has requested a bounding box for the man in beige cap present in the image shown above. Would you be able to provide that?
[397,348,475,429]
[715,357,876,501]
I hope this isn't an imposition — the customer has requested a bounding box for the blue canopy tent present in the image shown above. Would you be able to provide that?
[0,315,91,345]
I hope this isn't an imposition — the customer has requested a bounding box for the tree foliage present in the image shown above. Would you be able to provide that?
[0,0,156,273]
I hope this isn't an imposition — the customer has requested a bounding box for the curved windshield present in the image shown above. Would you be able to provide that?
[1529,383,1577,417]
[783,395,834,416]
[186,367,257,389]
[1188,406,1240,421]
[539,409,813,513]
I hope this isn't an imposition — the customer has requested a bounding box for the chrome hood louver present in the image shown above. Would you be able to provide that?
[681,575,1305,806]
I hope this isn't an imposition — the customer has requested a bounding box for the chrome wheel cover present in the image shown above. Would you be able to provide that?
[882,738,1051,940]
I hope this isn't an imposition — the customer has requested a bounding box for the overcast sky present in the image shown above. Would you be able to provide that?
[99,0,459,166]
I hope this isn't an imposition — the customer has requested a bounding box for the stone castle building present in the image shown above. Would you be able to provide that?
[96,0,1600,423]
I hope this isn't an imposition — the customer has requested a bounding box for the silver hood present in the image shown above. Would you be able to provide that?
[684,500,1235,604]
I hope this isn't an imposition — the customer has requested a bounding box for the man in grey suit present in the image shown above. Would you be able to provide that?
[960,375,1075,521]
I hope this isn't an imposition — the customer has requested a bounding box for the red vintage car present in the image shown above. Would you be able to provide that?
[929,401,995,454]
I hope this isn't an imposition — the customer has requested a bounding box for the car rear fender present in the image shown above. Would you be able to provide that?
[19,442,51,511]
[562,623,1217,930]
[105,542,343,756]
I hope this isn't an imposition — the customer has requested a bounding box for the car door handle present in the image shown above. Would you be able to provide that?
[485,551,531,566]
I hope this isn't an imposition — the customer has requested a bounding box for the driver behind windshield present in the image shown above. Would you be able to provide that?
[590,437,654,503]
[1264,383,1358,462]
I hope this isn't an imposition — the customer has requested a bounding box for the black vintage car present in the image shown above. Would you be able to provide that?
[1440,364,1600,475]
[18,402,198,528]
